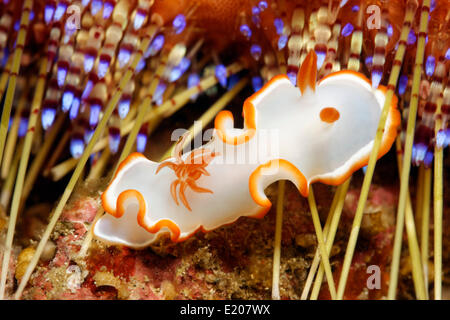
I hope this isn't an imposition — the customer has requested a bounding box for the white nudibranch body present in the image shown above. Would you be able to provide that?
[94,51,400,249]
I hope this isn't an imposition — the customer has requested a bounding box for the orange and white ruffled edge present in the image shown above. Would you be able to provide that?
[98,70,400,244]
[238,70,400,220]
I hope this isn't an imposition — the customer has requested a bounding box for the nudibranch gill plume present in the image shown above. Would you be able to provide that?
[94,51,400,249]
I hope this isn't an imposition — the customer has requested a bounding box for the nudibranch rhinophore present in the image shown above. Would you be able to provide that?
[94,51,400,249]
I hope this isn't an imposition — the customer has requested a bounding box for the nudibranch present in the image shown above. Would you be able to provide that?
[94,51,400,248]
